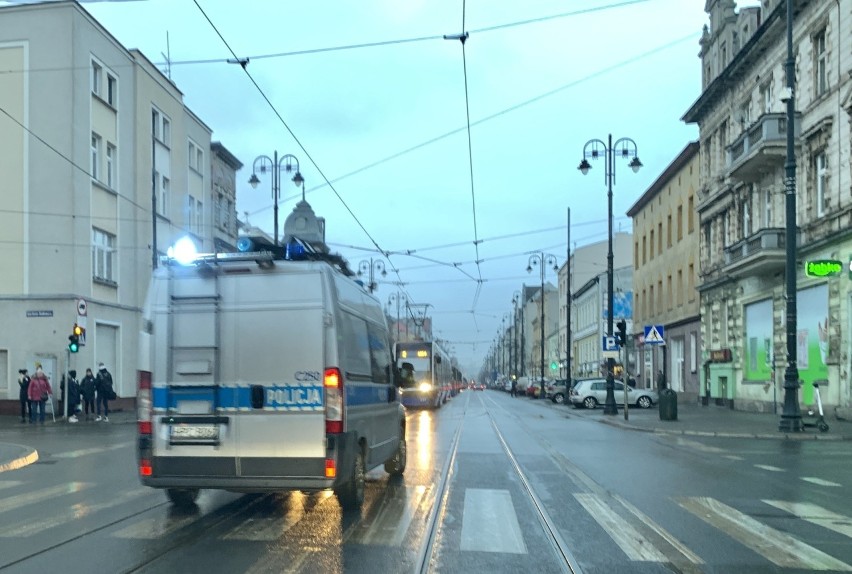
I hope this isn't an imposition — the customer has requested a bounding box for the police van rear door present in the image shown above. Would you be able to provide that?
[231,267,327,478]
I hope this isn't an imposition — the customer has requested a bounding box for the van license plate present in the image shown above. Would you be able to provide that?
[170,425,218,440]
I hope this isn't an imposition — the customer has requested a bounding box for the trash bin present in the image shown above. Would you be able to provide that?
[659,388,678,421]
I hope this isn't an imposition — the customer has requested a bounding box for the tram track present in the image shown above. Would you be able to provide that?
[416,391,582,574]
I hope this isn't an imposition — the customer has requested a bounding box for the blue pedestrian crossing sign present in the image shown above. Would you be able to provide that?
[644,325,665,345]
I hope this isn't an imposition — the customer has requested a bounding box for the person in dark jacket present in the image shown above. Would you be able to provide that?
[64,370,81,423]
[17,369,31,423]
[95,363,114,422]
[80,368,97,420]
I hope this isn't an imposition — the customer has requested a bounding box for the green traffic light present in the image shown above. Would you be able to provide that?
[68,334,79,353]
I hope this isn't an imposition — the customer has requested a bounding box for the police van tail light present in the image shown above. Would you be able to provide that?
[324,367,343,434]
[137,370,152,436]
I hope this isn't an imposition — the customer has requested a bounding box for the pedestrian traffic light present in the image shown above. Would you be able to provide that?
[68,324,81,353]
[615,320,627,347]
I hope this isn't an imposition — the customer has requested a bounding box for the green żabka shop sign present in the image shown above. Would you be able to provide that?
[804,259,843,278]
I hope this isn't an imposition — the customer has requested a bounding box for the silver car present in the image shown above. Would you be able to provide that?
[569,378,658,409]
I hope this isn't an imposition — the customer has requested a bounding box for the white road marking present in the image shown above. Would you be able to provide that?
[0,482,92,514]
[764,500,852,539]
[723,455,744,461]
[351,485,430,546]
[672,437,727,454]
[460,489,526,554]
[801,477,842,487]
[52,441,134,459]
[754,465,785,472]
[112,514,197,540]
[678,497,852,571]
[0,481,23,491]
[0,489,152,537]
[613,494,704,564]
[575,493,668,562]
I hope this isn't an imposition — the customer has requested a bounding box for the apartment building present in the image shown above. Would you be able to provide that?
[558,232,632,379]
[572,265,633,379]
[682,0,852,411]
[627,142,702,399]
[0,1,240,407]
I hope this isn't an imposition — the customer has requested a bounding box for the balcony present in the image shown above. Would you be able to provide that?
[726,113,801,182]
[723,227,792,278]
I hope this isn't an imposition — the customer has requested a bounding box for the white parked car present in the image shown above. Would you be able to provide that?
[569,378,658,409]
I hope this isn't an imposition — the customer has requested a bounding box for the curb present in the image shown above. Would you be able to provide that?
[595,417,852,440]
[0,443,39,473]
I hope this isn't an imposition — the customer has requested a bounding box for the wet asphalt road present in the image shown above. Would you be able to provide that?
[2,390,852,574]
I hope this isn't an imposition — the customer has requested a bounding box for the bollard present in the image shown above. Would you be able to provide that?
[659,388,678,421]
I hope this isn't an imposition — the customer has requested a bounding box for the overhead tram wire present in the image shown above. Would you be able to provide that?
[0,0,659,77]
[244,31,696,221]
[190,0,415,292]
[445,0,485,309]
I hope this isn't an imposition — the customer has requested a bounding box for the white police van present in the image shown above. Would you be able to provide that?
[136,218,406,510]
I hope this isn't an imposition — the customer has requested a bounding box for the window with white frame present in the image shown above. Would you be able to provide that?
[723,212,730,247]
[107,74,117,107]
[91,61,102,96]
[161,176,170,217]
[763,187,772,227]
[742,192,751,238]
[760,81,772,114]
[188,195,203,234]
[689,332,697,373]
[92,228,116,283]
[738,99,750,127]
[162,117,171,146]
[188,141,204,173]
[152,109,160,140]
[152,107,171,145]
[91,133,101,180]
[814,29,827,97]
[815,151,827,217]
[106,143,116,189]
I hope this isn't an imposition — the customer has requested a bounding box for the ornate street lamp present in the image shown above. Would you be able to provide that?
[357,258,387,293]
[578,134,641,415]
[527,253,559,398]
[248,152,303,246]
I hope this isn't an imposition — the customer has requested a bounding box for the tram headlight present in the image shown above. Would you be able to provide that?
[418,382,432,393]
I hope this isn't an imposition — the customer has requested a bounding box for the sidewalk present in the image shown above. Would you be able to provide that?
[564,399,852,440]
[0,409,136,473]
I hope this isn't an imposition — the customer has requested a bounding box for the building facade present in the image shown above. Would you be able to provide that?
[683,0,852,411]
[559,233,632,379]
[627,142,703,400]
[572,266,633,378]
[0,1,240,408]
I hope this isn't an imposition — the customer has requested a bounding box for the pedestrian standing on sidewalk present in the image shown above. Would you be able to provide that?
[17,368,31,423]
[80,368,96,421]
[510,379,518,398]
[95,363,114,422]
[27,365,52,424]
[65,370,81,423]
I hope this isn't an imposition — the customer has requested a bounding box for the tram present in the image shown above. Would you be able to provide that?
[394,341,453,409]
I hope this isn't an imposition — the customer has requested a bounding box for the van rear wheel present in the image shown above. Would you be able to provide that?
[166,488,199,507]
[384,432,407,476]
[336,450,365,511]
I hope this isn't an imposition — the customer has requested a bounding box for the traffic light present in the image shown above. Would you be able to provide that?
[615,320,627,347]
[68,324,82,353]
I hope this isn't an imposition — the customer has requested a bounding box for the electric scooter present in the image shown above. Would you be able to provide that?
[802,381,830,433]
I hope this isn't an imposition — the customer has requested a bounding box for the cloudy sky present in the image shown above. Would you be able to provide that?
[16,0,759,374]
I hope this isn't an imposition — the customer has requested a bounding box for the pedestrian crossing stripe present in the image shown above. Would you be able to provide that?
[645,325,665,343]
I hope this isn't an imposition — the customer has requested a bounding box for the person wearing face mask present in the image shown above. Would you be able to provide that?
[27,364,52,424]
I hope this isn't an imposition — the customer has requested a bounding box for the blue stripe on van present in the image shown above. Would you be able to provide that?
[345,382,391,406]
[152,384,324,412]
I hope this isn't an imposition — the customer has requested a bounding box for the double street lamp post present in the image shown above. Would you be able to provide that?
[527,253,559,398]
[248,152,303,246]
[578,134,642,415]
[358,259,387,294]
[387,292,407,344]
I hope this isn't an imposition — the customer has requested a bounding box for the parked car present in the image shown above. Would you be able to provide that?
[526,379,549,399]
[545,379,574,404]
[569,378,658,409]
